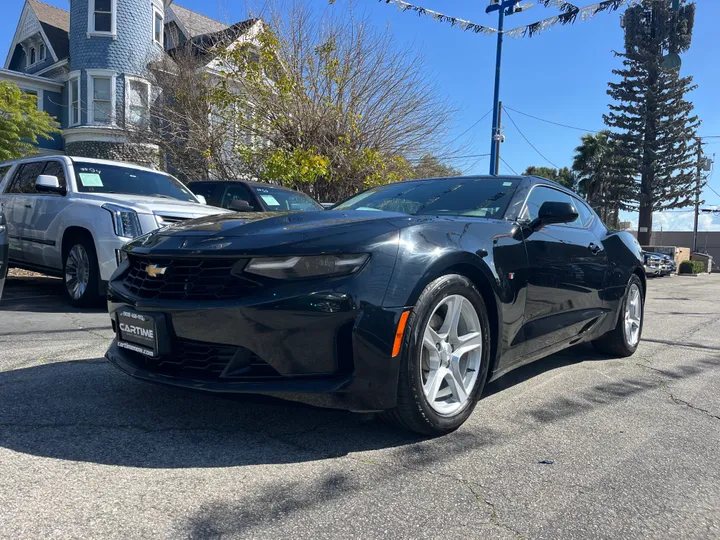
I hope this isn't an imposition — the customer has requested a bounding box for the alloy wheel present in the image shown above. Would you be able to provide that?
[624,283,642,347]
[65,244,90,300]
[420,294,483,416]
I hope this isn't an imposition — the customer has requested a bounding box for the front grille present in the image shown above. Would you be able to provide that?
[156,214,190,225]
[122,256,257,301]
[154,340,280,380]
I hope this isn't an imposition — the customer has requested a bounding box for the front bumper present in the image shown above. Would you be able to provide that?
[106,274,406,411]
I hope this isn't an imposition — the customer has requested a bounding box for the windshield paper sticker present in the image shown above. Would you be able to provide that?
[260,194,280,206]
[78,173,103,187]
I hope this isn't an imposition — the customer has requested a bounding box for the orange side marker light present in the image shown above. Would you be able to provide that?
[392,310,411,358]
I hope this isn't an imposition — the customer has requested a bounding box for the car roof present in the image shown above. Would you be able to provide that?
[0,155,169,176]
[187,179,300,193]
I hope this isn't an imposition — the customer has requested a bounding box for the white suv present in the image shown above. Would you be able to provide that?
[0,156,229,306]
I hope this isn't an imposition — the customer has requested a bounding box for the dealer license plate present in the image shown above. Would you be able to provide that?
[117,309,157,357]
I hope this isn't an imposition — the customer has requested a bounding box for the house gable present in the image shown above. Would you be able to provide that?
[4,0,70,74]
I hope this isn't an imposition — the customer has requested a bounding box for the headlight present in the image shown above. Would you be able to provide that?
[244,254,369,279]
[103,204,142,238]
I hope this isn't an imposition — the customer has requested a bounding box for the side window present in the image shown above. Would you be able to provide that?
[221,184,260,210]
[189,183,223,207]
[573,199,594,227]
[520,186,582,227]
[0,165,11,188]
[42,161,68,190]
[7,162,46,194]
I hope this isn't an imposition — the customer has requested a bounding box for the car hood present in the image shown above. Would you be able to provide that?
[74,193,231,217]
[127,210,413,254]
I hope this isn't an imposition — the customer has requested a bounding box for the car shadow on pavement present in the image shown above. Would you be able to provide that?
[0,358,499,469]
[0,276,105,314]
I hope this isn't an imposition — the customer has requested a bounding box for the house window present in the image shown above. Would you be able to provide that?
[89,0,116,36]
[68,75,81,126]
[126,78,150,126]
[29,47,36,65]
[87,70,117,124]
[40,43,46,61]
[153,8,164,46]
[92,77,112,123]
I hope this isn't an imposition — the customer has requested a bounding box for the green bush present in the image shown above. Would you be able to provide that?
[679,260,705,274]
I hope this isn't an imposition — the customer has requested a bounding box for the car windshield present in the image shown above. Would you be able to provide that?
[333,178,520,219]
[72,162,197,202]
[252,184,324,212]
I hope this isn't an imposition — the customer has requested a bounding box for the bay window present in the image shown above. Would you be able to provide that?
[126,77,150,126]
[87,70,117,124]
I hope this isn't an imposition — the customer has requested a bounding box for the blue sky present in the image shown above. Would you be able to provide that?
[3,0,719,229]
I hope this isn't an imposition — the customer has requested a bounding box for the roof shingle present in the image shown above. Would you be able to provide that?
[169,4,229,38]
[27,0,70,61]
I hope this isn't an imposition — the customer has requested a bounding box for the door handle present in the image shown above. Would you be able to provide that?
[24,204,32,209]
[588,242,602,255]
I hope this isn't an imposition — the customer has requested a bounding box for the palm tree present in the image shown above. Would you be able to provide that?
[572,130,634,228]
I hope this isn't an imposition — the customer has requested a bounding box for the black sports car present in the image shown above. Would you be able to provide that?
[105,175,645,435]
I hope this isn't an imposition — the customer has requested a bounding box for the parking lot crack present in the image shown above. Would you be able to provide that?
[467,483,526,539]
[668,393,720,422]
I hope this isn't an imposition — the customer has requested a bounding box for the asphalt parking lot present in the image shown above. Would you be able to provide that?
[1,274,719,539]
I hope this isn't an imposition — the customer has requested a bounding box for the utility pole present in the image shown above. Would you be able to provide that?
[486,0,523,175]
[494,101,503,175]
[692,137,702,253]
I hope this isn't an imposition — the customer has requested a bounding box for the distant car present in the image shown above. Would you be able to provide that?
[643,252,662,277]
[0,156,229,306]
[187,180,324,213]
[0,207,8,301]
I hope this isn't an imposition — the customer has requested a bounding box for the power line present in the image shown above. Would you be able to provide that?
[500,156,518,175]
[450,109,492,145]
[504,106,600,133]
[504,108,560,169]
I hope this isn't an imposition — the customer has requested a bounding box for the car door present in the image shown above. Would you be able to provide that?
[519,185,608,352]
[21,160,69,270]
[1,161,46,265]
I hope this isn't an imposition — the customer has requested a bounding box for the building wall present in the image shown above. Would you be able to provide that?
[42,89,64,151]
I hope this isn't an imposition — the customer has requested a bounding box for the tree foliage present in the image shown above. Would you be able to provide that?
[408,154,462,179]
[211,1,457,201]
[522,166,575,190]
[0,82,60,162]
[604,0,698,243]
[571,131,635,227]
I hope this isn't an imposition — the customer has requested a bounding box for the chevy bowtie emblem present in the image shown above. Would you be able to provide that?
[145,264,167,278]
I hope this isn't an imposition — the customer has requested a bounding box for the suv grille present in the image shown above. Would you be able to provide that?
[122,256,256,301]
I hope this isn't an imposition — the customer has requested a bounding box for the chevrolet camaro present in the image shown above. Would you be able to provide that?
[105,175,645,435]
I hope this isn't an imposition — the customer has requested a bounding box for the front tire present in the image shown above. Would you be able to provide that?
[592,274,644,357]
[381,274,492,436]
[63,236,100,307]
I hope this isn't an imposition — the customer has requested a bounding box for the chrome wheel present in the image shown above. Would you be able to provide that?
[421,294,483,416]
[624,283,642,347]
[65,244,90,300]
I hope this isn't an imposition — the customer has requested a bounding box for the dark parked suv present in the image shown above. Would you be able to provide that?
[188,180,324,213]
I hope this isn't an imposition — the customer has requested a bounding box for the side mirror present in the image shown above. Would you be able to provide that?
[36,175,65,194]
[229,199,254,212]
[195,194,207,205]
[531,201,578,230]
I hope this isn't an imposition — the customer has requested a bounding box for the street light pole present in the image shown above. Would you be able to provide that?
[692,137,702,253]
[487,0,521,175]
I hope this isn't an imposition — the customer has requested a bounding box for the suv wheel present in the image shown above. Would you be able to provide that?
[63,236,100,307]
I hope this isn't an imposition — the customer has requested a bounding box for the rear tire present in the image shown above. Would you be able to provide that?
[381,274,492,436]
[592,274,644,357]
[62,235,101,307]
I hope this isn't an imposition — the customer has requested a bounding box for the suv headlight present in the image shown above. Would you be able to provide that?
[103,204,142,238]
[244,254,369,279]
